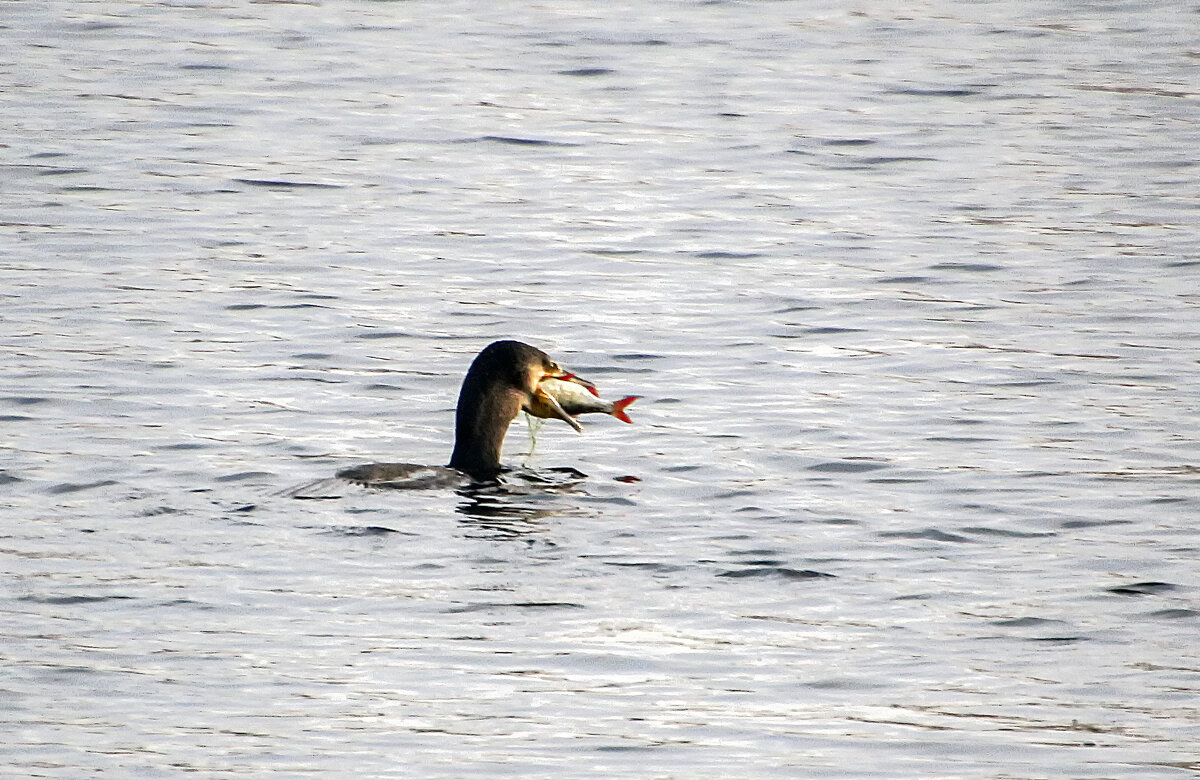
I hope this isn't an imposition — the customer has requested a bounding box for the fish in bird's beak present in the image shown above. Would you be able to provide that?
[531,385,583,432]
[524,364,584,432]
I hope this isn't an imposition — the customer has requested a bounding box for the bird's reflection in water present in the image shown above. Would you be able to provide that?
[454,467,590,538]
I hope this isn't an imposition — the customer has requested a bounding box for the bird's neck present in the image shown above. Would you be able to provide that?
[449,384,522,479]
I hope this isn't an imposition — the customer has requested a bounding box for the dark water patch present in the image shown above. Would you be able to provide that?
[949,343,1121,360]
[179,63,229,71]
[803,676,889,690]
[877,275,932,283]
[155,442,208,451]
[232,178,344,189]
[0,415,36,422]
[0,219,59,228]
[807,460,889,473]
[46,480,119,495]
[718,567,834,581]
[929,262,1004,272]
[693,251,763,260]
[0,472,22,485]
[960,526,1055,538]
[558,67,614,76]
[1084,465,1200,482]
[1106,581,1176,597]
[140,505,180,517]
[215,471,273,483]
[79,89,166,103]
[227,302,329,311]
[590,365,656,376]
[879,528,974,543]
[729,548,785,558]
[293,352,333,360]
[37,167,89,176]
[852,156,937,165]
[926,436,998,443]
[728,559,785,567]
[19,594,135,605]
[802,326,866,335]
[323,525,411,537]
[820,517,858,525]
[157,598,205,608]
[1060,518,1132,529]
[612,353,663,361]
[602,561,685,573]
[1077,83,1193,99]
[886,87,981,97]
[991,617,1068,627]
[581,495,638,507]
[712,489,756,500]
[542,468,588,480]
[183,121,237,129]
[4,396,52,406]
[354,330,417,340]
[583,248,648,257]
[471,135,580,147]
[822,138,876,146]
[1143,609,1199,619]
[444,601,585,613]
[1027,636,1087,643]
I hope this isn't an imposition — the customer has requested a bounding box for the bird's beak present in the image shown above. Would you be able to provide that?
[535,387,583,433]
[559,372,600,398]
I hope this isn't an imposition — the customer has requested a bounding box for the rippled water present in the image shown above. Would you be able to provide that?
[3,1,1199,777]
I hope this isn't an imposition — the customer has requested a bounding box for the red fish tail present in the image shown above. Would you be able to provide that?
[610,396,640,424]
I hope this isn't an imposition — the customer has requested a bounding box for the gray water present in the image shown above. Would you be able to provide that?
[3,1,1199,777]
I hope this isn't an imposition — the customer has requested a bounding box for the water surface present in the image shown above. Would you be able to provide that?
[3,1,1198,777]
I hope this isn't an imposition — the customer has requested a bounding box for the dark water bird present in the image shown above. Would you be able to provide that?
[304,340,588,493]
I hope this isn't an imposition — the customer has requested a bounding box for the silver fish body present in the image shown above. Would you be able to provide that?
[527,377,639,425]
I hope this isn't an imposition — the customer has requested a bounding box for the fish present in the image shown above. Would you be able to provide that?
[524,375,639,427]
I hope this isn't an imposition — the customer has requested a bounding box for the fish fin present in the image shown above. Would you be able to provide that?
[541,389,584,433]
[610,396,640,424]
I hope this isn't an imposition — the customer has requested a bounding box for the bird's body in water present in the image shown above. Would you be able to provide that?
[317,340,591,492]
